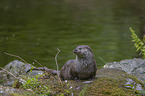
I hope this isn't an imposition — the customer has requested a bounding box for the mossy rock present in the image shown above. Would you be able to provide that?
[80,68,144,96]
[83,78,134,96]
[40,68,144,96]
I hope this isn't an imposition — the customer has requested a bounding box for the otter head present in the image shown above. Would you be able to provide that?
[73,45,93,58]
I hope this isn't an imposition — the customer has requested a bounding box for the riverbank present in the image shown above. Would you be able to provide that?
[0,59,145,96]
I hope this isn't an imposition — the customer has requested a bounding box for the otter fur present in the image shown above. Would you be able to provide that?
[60,45,97,80]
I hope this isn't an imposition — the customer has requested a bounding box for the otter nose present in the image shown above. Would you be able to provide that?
[73,49,77,53]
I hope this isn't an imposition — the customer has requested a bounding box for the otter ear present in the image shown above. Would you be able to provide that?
[85,47,90,50]
[86,47,91,51]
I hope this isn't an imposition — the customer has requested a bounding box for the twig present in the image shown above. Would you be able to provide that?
[0,67,41,94]
[55,48,62,83]
[139,51,142,56]
[2,53,42,94]
[0,67,17,79]
[98,56,107,64]
[33,59,44,71]
[4,52,27,64]
[33,59,43,67]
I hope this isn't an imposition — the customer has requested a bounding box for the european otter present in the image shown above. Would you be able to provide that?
[60,45,97,80]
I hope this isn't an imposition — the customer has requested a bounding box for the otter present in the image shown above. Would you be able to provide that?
[60,45,97,80]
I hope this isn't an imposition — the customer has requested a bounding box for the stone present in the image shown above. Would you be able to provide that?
[104,58,145,81]
[0,60,44,86]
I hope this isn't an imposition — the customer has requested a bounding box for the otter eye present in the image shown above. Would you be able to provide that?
[79,48,82,50]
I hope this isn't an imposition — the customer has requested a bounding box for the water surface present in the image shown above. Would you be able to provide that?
[0,0,144,69]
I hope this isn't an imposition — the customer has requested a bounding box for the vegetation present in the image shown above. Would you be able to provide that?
[130,27,145,95]
[130,27,145,58]
[20,74,51,95]
[15,74,72,96]
[3,51,73,96]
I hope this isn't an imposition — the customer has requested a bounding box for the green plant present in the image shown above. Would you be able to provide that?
[21,74,51,95]
[79,85,88,96]
[21,75,41,89]
[4,51,73,95]
[130,27,145,58]
[61,80,73,96]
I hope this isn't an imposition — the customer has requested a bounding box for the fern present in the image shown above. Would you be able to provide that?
[130,27,145,58]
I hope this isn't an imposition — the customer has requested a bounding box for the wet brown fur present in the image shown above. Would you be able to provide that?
[60,45,97,80]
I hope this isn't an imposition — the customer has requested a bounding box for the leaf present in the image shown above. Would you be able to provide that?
[26,79,32,84]
[125,84,134,88]
[30,66,34,72]
[45,92,50,95]
[64,89,70,93]
[130,27,145,58]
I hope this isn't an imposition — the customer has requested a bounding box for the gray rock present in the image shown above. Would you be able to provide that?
[0,85,38,96]
[0,85,18,95]
[125,78,135,89]
[0,60,44,86]
[104,58,145,81]
[124,78,143,90]
[136,84,143,90]
[4,60,33,76]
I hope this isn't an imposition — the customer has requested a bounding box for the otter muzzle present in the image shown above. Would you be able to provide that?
[73,49,77,53]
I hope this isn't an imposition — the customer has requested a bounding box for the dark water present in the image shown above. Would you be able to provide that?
[0,0,145,69]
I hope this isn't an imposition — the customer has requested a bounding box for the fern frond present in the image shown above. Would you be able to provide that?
[130,27,145,58]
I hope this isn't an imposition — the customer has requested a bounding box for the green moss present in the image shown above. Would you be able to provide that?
[84,78,134,96]
[80,68,145,96]
[79,85,88,96]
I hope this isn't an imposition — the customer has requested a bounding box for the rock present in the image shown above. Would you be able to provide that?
[0,85,38,96]
[83,68,145,96]
[136,84,143,90]
[104,58,145,81]
[125,78,135,89]
[124,78,143,90]
[0,60,44,86]
[3,60,44,76]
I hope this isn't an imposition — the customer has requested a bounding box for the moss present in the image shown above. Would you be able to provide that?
[84,78,134,96]
[79,85,88,96]
[80,68,144,96]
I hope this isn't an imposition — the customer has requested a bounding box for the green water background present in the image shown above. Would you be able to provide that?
[1,0,145,69]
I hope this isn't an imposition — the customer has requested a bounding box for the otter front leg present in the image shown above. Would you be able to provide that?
[70,68,79,80]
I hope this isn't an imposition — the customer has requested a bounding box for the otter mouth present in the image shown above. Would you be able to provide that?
[73,49,85,57]
[73,49,78,54]
[73,49,81,55]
